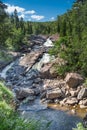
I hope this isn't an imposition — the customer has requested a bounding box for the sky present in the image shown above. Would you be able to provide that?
[3,0,75,22]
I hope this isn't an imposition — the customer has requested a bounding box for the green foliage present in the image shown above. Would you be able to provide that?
[50,0,87,76]
[0,82,13,102]
[73,123,87,130]
[0,82,42,130]
[83,78,87,87]
[0,50,13,62]
[0,109,41,130]
[0,1,57,50]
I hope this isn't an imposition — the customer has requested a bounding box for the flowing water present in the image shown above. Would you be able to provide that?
[0,62,14,79]
[44,38,54,47]
[32,53,54,71]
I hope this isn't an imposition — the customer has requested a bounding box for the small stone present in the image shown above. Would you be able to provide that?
[54,99,60,104]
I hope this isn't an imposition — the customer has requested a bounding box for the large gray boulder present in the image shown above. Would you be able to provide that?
[65,73,84,88]
[15,88,35,99]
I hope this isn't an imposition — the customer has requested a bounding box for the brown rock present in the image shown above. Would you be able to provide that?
[19,51,43,71]
[46,88,63,99]
[66,97,78,105]
[43,79,66,90]
[65,73,83,88]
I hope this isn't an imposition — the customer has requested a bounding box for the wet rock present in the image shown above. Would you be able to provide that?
[65,73,84,88]
[26,69,40,79]
[83,114,87,128]
[46,88,63,99]
[21,96,36,104]
[40,91,46,99]
[77,88,87,100]
[15,88,35,100]
[34,78,42,84]
[34,88,40,96]
[45,99,54,103]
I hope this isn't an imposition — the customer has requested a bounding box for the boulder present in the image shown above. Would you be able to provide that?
[46,88,63,99]
[19,51,43,71]
[15,88,35,99]
[43,79,66,90]
[65,97,78,105]
[65,73,83,88]
[40,63,53,78]
[77,88,87,100]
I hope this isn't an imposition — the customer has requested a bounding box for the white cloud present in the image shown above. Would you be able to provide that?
[5,3,25,14]
[51,17,55,20]
[19,14,25,19]
[5,3,45,21]
[31,15,45,21]
[25,10,35,14]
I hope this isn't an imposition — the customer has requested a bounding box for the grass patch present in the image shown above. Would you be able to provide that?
[73,123,87,130]
[0,82,41,130]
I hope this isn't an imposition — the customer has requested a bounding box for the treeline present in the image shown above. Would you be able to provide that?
[50,0,87,76]
[0,1,57,50]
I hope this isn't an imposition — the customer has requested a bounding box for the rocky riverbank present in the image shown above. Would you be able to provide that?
[0,35,87,129]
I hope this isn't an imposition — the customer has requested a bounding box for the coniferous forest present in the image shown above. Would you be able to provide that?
[0,0,87,130]
[1,0,87,76]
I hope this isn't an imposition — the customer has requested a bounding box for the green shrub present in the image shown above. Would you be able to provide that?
[73,123,87,130]
[0,82,41,130]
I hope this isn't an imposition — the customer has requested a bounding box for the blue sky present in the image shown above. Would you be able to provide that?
[3,0,75,22]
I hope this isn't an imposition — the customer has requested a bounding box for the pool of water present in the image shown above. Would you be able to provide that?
[48,103,87,118]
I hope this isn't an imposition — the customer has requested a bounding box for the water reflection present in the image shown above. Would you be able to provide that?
[48,103,87,118]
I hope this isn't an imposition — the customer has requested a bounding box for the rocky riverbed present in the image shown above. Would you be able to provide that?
[0,35,87,130]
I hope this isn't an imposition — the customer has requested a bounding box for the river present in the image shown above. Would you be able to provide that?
[0,37,85,130]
